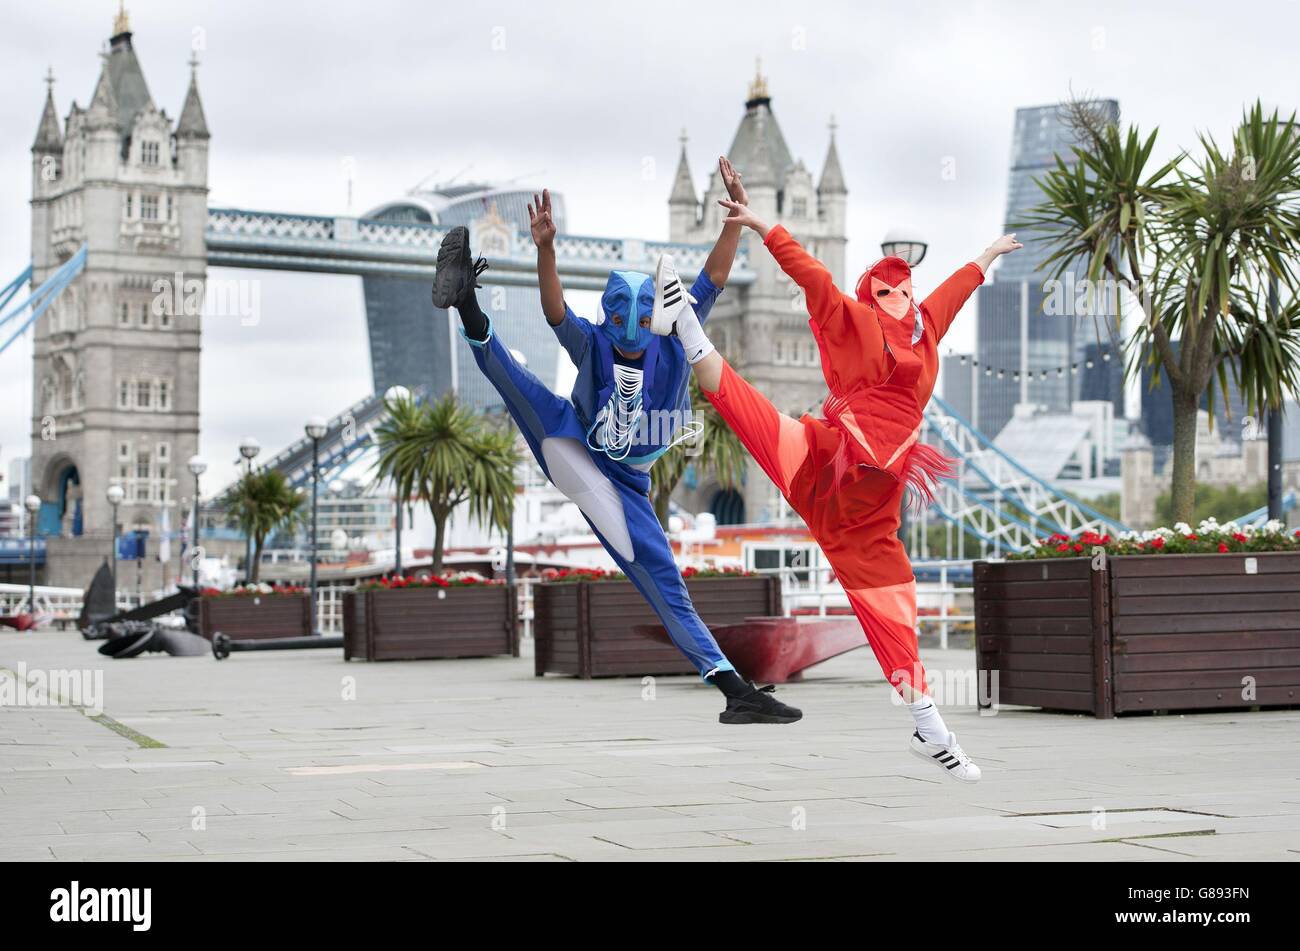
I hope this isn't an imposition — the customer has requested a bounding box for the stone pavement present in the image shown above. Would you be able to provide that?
[2,627,1298,862]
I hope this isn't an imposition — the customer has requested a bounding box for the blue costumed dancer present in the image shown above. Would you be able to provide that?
[431,158,800,724]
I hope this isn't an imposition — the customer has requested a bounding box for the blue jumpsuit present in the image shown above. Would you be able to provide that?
[464,272,735,678]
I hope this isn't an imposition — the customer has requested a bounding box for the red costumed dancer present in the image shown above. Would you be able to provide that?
[654,176,1021,782]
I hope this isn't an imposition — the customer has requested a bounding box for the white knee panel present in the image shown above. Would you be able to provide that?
[541,438,636,562]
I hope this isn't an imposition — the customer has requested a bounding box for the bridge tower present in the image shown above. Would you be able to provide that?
[30,5,208,588]
[670,63,848,524]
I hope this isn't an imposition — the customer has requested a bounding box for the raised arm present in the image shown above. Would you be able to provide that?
[702,157,746,288]
[715,200,843,325]
[528,190,566,326]
[923,233,1023,340]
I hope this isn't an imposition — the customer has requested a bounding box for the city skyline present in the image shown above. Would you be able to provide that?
[2,0,1298,489]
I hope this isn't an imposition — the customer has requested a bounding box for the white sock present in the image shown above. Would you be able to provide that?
[906,697,951,745]
[673,304,715,365]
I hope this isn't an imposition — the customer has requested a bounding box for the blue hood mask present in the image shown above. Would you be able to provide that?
[599,270,656,354]
[586,269,702,464]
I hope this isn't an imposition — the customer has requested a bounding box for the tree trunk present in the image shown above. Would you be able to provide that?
[1168,387,1199,525]
[250,536,264,583]
[654,488,671,529]
[431,510,447,576]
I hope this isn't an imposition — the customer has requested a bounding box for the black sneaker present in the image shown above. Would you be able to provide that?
[719,683,802,724]
[432,225,489,309]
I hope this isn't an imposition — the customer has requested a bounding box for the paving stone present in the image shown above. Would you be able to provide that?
[3,627,1299,861]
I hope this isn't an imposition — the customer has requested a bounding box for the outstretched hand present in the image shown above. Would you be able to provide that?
[988,233,1023,256]
[716,199,770,237]
[528,190,557,248]
[719,156,747,206]
[973,233,1023,274]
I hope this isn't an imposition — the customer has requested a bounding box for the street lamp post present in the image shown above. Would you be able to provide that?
[882,229,928,550]
[238,436,260,581]
[1267,275,1284,522]
[23,495,40,616]
[304,418,328,634]
[881,227,929,268]
[384,385,411,577]
[106,484,124,607]
[187,456,206,587]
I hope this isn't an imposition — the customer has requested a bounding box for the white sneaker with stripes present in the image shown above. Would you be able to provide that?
[650,253,696,336]
[909,730,982,783]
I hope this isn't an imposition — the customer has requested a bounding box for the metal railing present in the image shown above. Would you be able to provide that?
[748,560,974,650]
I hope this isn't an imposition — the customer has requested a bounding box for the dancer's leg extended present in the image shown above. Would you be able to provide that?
[541,439,800,723]
[539,438,724,676]
[667,293,975,769]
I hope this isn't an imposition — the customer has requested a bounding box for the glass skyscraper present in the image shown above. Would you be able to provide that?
[973,100,1121,439]
[361,185,566,411]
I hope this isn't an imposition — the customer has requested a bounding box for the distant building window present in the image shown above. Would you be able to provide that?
[774,339,786,365]
[791,197,808,218]
[141,141,160,166]
[136,380,152,409]
[140,302,151,328]
[124,193,133,218]
[141,194,159,221]
[157,381,170,410]
[119,301,131,326]
[136,451,153,500]
[118,381,131,409]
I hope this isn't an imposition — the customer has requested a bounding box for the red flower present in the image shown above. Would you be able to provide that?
[1185,534,1198,541]
[1218,542,1229,553]
[1232,533,1248,543]
[1056,544,1069,552]
[1072,544,1084,553]
[1151,537,1165,549]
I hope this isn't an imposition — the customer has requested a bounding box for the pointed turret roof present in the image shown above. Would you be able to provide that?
[177,55,210,139]
[33,70,63,152]
[105,23,156,139]
[818,116,847,195]
[725,60,794,185]
[669,130,695,204]
[85,55,120,129]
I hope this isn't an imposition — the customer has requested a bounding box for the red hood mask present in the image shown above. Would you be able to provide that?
[854,256,919,325]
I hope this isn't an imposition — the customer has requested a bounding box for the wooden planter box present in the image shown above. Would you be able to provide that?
[975,551,1300,717]
[198,593,311,641]
[342,585,516,661]
[533,575,781,678]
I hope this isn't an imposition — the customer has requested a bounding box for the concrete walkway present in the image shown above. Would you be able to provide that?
[2,627,1298,861]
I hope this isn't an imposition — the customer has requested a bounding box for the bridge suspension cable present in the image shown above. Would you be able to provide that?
[0,245,88,356]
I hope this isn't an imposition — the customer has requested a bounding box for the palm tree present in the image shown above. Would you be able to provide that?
[650,375,749,528]
[227,469,305,583]
[372,392,520,575]
[1022,99,1300,523]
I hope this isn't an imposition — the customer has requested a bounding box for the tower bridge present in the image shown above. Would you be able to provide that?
[11,8,1120,588]
[204,206,754,289]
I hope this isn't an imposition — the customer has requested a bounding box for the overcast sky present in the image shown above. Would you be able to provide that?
[1,0,1297,489]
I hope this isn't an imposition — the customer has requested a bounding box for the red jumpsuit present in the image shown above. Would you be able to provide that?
[705,225,984,695]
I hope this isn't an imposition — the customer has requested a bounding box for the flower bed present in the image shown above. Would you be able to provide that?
[197,588,310,640]
[355,571,503,591]
[533,572,779,678]
[1011,519,1300,560]
[200,583,305,597]
[343,572,514,661]
[976,521,1300,716]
